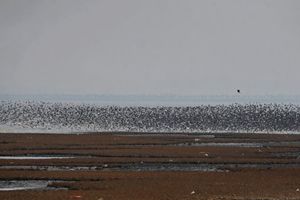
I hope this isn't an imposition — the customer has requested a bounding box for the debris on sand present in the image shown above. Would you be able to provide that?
[70,195,82,199]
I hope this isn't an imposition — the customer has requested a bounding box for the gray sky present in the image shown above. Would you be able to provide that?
[0,0,300,95]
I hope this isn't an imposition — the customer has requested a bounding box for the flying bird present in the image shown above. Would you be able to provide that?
[237,89,241,94]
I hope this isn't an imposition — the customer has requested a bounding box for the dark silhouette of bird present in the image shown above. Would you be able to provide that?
[237,89,240,94]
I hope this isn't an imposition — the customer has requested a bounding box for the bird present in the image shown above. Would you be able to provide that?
[237,89,241,94]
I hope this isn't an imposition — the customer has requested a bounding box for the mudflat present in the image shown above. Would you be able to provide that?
[0,133,300,200]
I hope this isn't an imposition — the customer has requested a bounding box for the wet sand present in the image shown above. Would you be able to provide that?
[0,133,300,199]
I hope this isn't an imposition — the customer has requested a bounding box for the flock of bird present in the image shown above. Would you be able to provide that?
[0,101,300,133]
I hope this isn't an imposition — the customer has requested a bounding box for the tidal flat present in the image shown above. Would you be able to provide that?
[0,133,300,200]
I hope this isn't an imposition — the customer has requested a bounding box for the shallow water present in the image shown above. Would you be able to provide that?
[0,180,68,191]
[0,155,75,160]
[104,163,300,171]
[174,142,264,147]
[173,141,300,147]
[1,163,300,172]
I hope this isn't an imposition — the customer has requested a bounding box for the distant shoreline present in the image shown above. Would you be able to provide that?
[0,130,299,135]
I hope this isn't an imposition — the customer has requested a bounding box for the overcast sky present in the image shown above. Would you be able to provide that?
[0,0,299,95]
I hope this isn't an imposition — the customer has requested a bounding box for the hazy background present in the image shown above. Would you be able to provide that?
[0,0,300,96]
